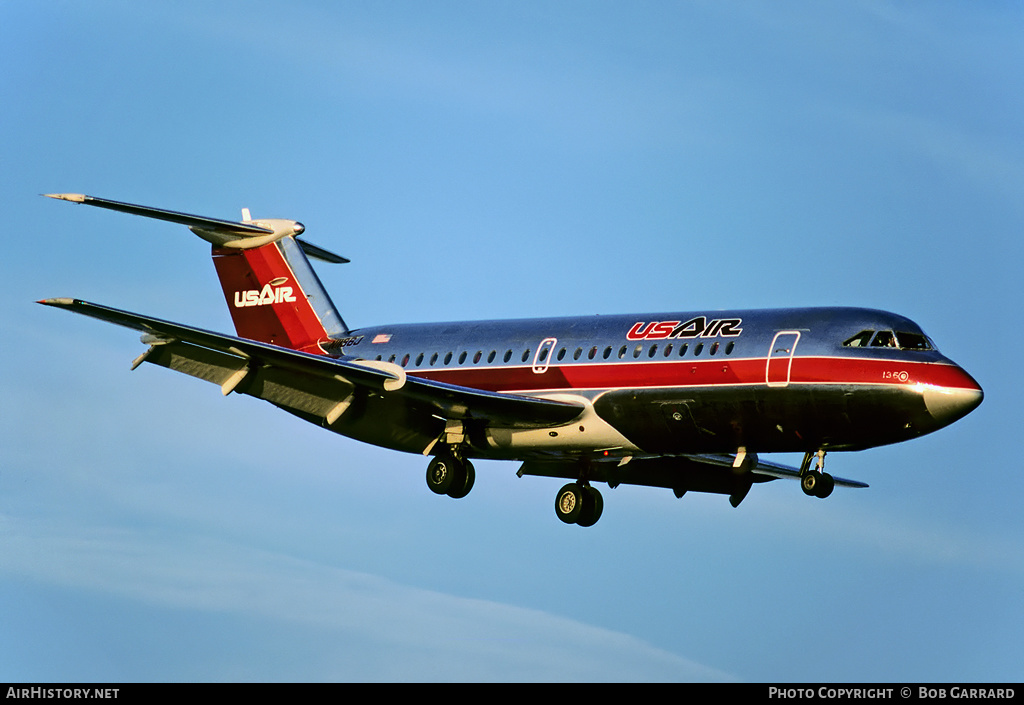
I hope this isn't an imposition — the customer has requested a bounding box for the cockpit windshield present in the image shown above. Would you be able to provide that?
[842,330,935,351]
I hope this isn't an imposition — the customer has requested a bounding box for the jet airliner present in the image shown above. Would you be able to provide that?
[40,194,983,526]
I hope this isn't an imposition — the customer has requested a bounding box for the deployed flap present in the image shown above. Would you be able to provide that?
[39,298,585,429]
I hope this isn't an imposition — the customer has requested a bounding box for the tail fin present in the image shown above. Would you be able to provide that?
[213,236,348,354]
[44,194,349,355]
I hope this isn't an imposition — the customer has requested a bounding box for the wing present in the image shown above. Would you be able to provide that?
[518,452,867,506]
[687,453,869,488]
[40,298,585,448]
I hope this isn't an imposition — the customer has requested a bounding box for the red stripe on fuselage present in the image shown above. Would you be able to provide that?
[408,356,980,394]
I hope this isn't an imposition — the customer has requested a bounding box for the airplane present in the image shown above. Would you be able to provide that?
[40,193,984,526]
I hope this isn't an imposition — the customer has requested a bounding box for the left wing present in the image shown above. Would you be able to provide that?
[40,299,585,444]
[518,452,867,507]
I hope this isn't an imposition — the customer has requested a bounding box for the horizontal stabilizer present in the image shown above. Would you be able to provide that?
[43,193,348,263]
[44,193,272,235]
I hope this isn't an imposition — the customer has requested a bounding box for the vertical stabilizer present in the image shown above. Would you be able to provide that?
[212,236,348,354]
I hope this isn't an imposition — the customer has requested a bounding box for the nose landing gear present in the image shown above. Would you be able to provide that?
[799,450,835,499]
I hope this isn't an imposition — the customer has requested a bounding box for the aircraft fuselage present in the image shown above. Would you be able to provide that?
[331,306,981,460]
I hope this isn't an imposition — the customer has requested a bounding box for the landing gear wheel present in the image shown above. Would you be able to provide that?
[801,471,835,499]
[555,483,604,526]
[800,472,819,497]
[555,483,584,524]
[576,486,604,527]
[427,454,475,499]
[426,455,456,495]
[815,472,835,499]
[447,460,475,499]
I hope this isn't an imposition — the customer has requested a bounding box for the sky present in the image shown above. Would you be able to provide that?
[2,0,1022,683]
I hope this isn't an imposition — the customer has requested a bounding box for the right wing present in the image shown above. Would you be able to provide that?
[40,299,586,445]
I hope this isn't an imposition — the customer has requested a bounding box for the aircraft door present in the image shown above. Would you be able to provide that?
[532,337,558,374]
[766,331,801,387]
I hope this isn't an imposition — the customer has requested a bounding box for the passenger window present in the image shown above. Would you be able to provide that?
[664,344,673,357]
[488,350,496,363]
[415,353,424,367]
[710,342,719,356]
[573,347,583,361]
[458,351,468,364]
[429,352,438,366]
[633,345,643,358]
[603,346,612,359]
[473,351,483,364]
[589,347,598,360]
[725,341,735,355]
[557,348,566,361]
[504,350,512,363]
[843,330,874,348]
[678,343,688,357]
[618,345,628,359]
[522,349,531,362]
[648,344,658,358]
[444,352,453,365]
[401,354,410,367]
[693,343,704,356]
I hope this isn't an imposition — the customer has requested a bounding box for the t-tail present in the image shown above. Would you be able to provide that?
[44,194,349,355]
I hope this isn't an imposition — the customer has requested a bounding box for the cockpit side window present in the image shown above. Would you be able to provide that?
[843,330,874,348]
[894,331,933,351]
[844,328,935,351]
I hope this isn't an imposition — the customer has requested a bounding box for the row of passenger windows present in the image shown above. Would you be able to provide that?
[373,340,737,368]
[842,329,934,351]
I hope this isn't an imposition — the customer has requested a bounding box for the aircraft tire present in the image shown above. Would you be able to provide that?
[555,483,584,524]
[815,472,835,499]
[447,459,475,499]
[800,472,819,497]
[576,486,604,527]
[426,455,456,495]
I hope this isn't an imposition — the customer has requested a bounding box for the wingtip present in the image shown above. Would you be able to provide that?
[38,297,77,306]
[43,193,87,203]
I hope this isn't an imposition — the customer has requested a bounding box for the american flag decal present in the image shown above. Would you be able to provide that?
[372,333,392,344]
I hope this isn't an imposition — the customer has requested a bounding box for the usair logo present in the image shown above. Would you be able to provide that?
[233,277,298,308]
[627,316,743,340]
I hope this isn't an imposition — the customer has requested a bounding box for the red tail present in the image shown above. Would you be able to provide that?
[212,237,347,354]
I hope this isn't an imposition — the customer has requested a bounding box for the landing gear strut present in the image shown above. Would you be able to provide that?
[799,450,834,499]
[555,482,604,527]
[426,452,475,499]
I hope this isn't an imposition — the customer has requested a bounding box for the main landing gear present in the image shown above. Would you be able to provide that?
[426,452,475,499]
[799,450,835,499]
[555,482,604,527]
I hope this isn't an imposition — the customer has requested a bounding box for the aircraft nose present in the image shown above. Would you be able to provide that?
[921,367,983,428]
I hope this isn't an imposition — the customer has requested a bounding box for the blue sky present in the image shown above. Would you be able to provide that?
[2,1,1022,682]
